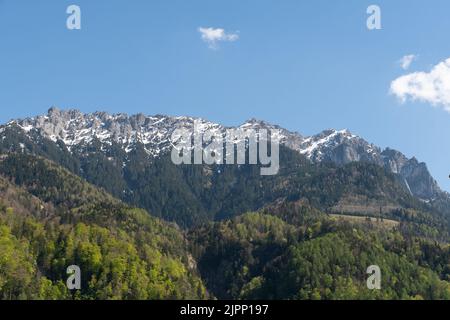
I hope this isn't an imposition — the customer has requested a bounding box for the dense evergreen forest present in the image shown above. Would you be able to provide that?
[0,127,449,300]
[0,156,206,299]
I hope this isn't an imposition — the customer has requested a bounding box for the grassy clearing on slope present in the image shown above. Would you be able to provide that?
[329,214,399,229]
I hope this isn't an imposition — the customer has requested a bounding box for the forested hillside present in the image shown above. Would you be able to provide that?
[0,137,449,299]
[189,212,450,300]
[2,126,449,235]
[0,155,206,299]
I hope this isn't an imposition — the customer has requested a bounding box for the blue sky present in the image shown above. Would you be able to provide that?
[1,0,450,191]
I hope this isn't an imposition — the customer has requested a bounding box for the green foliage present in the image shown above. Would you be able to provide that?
[0,145,449,300]
[189,212,298,299]
[190,212,450,300]
[0,157,207,300]
[2,130,449,236]
[261,230,449,300]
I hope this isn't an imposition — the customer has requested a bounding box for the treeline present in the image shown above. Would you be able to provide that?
[0,151,449,300]
[189,212,450,300]
[1,128,449,236]
[0,157,206,300]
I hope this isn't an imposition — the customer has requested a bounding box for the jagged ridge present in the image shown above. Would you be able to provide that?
[2,107,442,200]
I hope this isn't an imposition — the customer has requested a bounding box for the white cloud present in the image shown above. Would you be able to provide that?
[399,54,417,70]
[198,27,239,49]
[390,57,450,112]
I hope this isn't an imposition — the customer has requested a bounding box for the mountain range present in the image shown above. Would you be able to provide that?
[0,107,449,300]
[3,107,442,200]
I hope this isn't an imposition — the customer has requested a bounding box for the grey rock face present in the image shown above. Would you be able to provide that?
[296,129,442,200]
